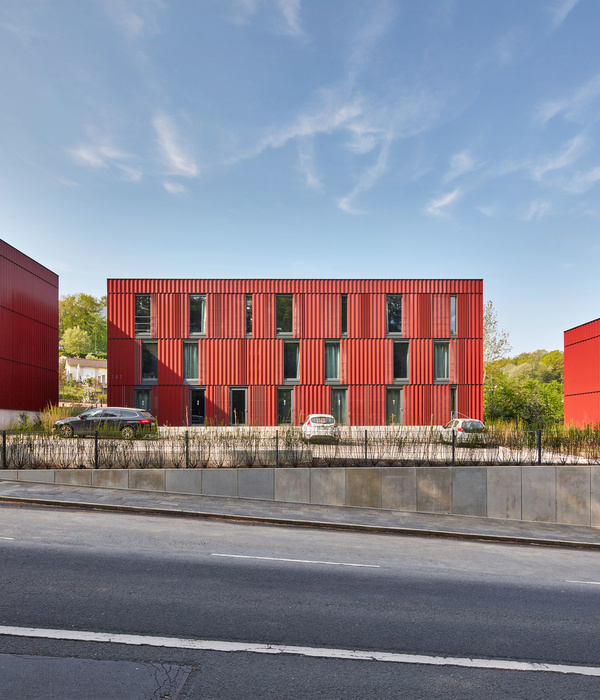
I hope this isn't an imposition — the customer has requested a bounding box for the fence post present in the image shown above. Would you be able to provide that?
[185,431,189,469]
[276,430,279,468]
[452,430,455,466]
[537,429,542,465]
[2,430,5,469]
[364,430,368,464]
[94,431,99,469]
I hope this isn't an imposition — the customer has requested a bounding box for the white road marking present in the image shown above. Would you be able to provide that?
[0,626,599,677]
[0,537,14,540]
[567,580,600,586]
[210,553,379,568]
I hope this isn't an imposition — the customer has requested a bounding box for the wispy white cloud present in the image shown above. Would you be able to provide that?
[68,136,142,181]
[348,0,396,71]
[442,150,476,183]
[296,138,322,190]
[477,205,496,217]
[525,199,551,221]
[102,0,167,40]
[548,0,579,30]
[426,188,461,218]
[494,28,526,67]
[559,165,600,194]
[337,132,392,214]
[537,73,600,125]
[275,0,303,37]
[163,181,187,194]
[152,112,198,177]
[227,0,304,37]
[532,134,588,180]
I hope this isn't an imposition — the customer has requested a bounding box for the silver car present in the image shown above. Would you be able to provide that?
[440,418,486,445]
[301,414,340,442]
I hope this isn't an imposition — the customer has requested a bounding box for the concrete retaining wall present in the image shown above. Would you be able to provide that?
[3,466,600,527]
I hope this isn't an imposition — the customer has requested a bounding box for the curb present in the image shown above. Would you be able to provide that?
[2,494,600,551]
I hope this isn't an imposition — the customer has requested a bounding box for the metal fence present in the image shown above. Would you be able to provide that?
[3,426,600,470]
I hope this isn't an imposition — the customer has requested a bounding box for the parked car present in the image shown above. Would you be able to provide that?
[440,418,486,445]
[54,407,157,438]
[301,414,340,442]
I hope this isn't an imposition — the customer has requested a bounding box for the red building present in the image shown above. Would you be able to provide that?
[0,239,58,427]
[564,318,600,427]
[107,279,483,426]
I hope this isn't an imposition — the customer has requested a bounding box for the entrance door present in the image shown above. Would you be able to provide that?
[190,389,205,425]
[386,388,403,425]
[277,388,293,424]
[331,388,348,425]
[230,387,248,425]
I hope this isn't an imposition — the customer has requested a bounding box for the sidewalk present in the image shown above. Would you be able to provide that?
[1,478,600,549]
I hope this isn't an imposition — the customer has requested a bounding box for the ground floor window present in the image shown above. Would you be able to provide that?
[230,387,248,425]
[135,388,151,411]
[331,387,348,425]
[190,388,205,425]
[386,387,403,425]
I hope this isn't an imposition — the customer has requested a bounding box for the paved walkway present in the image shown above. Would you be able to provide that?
[1,478,600,549]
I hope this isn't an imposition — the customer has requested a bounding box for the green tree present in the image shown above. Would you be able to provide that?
[483,300,512,365]
[59,293,107,353]
[61,326,92,357]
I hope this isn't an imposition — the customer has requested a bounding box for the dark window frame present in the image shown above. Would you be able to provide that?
[183,341,199,384]
[276,295,294,336]
[246,294,252,337]
[135,294,151,337]
[325,340,341,383]
[141,342,158,384]
[189,294,206,336]
[341,294,348,336]
[393,341,409,383]
[283,341,299,383]
[450,295,457,336]
[434,340,450,383]
[386,294,402,336]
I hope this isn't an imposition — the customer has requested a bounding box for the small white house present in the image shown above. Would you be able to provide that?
[64,358,107,386]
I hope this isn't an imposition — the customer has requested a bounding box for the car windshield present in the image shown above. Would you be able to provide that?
[312,416,334,424]
[463,421,484,431]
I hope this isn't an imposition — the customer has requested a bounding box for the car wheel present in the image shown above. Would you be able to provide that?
[59,424,74,438]
[121,426,135,439]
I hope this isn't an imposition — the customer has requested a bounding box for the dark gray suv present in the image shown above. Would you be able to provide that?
[54,407,157,438]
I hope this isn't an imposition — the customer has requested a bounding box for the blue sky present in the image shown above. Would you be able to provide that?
[1,0,599,354]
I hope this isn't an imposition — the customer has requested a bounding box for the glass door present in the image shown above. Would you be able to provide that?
[386,388,403,425]
[331,388,348,425]
[190,389,205,425]
[230,387,248,425]
[277,388,293,424]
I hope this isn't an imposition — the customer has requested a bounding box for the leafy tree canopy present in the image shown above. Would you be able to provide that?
[59,293,107,353]
[61,325,92,357]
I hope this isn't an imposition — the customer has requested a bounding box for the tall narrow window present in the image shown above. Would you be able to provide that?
[393,342,409,382]
[135,295,151,336]
[387,295,402,335]
[230,387,247,425]
[141,342,158,381]
[341,294,348,336]
[284,342,299,381]
[450,295,457,335]
[183,343,198,381]
[189,295,206,335]
[276,295,293,335]
[135,388,151,411]
[434,341,449,381]
[450,385,457,418]
[277,388,293,425]
[331,388,348,425]
[325,342,340,381]
[386,388,403,425]
[246,295,252,336]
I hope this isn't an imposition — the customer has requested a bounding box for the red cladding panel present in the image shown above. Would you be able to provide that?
[296,385,328,423]
[156,294,185,339]
[156,385,186,426]
[158,339,183,385]
[300,339,324,385]
[564,321,600,426]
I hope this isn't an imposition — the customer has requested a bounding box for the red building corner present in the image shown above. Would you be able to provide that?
[564,318,600,427]
[107,279,483,427]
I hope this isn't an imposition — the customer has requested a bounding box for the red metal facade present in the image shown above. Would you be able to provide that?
[0,239,58,413]
[107,279,483,426]
[564,319,600,427]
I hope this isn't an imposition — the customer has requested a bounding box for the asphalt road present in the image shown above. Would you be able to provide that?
[1,503,600,699]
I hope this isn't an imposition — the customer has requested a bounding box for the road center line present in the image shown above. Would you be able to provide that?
[210,553,379,568]
[0,626,598,677]
[566,580,600,585]
[0,537,14,540]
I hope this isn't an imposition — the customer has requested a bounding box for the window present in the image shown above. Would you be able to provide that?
[246,295,252,336]
[451,385,457,419]
[386,388,403,425]
[450,295,457,335]
[331,388,348,425]
[190,388,205,425]
[434,341,449,381]
[284,342,299,381]
[277,388,293,424]
[183,343,198,382]
[135,295,151,336]
[189,295,206,335]
[276,295,293,335]
[393,342,409,382]
[230,387,247,425]
[325,342,340,382]
[141,342,158,381]
[134,388,151,411]
[341,294,348,336]
[387,295,402,335]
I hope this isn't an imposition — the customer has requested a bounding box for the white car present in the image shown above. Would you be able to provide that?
[301,414,340,442]
[440,418,486,444]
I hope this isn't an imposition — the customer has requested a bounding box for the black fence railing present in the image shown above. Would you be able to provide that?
[2,427,600,470]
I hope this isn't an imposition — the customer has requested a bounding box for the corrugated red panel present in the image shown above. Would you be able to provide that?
[246,340,282,385]
[107,338,136,386]
[107,294,133,339]
[155,385,186,426]
[206,385,228,425]
[156,294,185,339]
[345,339,389,385]
[431,384,450,425]
[253,294,274,339]
[564,324,600,426]
[323,294,341,338]
[300,339,324,385]
[296,385,328,423]
[564,393,600,428]
[417,294,432,337]
[565,318,600,346]
[158,339,183,384]
[107,383,134,409]
[433,294,449,338]
[0,307,56,371]
[204,339,247,385]
[410,339,433,385]
[249,385,273,425]
[209,293,245,338]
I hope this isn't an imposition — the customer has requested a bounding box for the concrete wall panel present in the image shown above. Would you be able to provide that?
[201,469,237,497]
[592,468,600,527]
[129,469,166,492]
[522,467,556,522]
[274,469,310,503]
[238,469,274,500]
[381,468,417,511]
[165,469,203,495]
[452,467,486,516]
[557,467,590,525]
[92,470,129,489]
[417,467,451,513]
[55,470,92,486]
[310,468,345,506]
[487,467,522,520]
[18,470,55,483]
[0,471,19,481]
[346,468,382,508]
